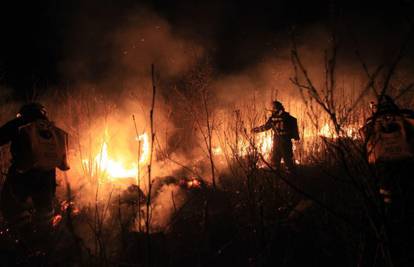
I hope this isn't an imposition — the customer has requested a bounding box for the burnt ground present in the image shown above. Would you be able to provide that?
[0,163,414,267]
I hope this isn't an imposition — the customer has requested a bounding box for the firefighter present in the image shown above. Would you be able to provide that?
[362,95,414,204]
[252,101,300,172]
[0,103,69,230]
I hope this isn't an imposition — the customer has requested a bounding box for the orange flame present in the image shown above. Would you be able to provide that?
[212,131,273,160]
[52,214,62,227]
[187,178,201,189]
[318,123,359,139]
[83,132,150,183]
[319,123,337,138]
[96,142,138,179]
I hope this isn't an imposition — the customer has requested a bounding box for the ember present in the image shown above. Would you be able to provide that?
[186,178,201,189]
[60,200,80,215]
[52,214,62,228]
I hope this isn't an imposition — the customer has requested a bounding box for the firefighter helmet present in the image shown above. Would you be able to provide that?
[377,95,399,113]
[17,102,48,119]
[272,101,284,111]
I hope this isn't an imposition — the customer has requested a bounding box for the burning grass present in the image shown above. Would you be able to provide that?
[0,77,408,266]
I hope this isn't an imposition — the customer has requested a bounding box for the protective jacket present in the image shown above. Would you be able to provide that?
[255,111,300,140]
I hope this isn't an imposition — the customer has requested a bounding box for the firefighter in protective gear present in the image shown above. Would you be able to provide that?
[0,103,69,229]
[252,101,300,171]
[361,96,414,204]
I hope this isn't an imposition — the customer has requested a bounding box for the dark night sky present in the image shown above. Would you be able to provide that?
[0,0,413,98]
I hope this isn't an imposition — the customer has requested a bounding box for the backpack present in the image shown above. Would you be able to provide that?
[367,114,413,164]
[16,119,70,172]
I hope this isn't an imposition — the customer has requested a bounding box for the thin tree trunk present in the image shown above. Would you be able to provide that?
[145,64,157,267]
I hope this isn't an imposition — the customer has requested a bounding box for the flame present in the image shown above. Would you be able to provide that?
[318,123,359,139]
[83,132,150,182]
[211,131,273,160]
[137,133,150,164]
[96,142,138,179]
[258,132,273,156]
[319,123,337,138]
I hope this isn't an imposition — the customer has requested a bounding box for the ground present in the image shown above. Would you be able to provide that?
[0,162,413,266]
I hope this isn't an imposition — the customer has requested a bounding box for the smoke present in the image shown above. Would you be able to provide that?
[31,1,414,232]
[150,183,185,230]
[1,1,414,257]
[55,5,412,166]
[60,4,204,87]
